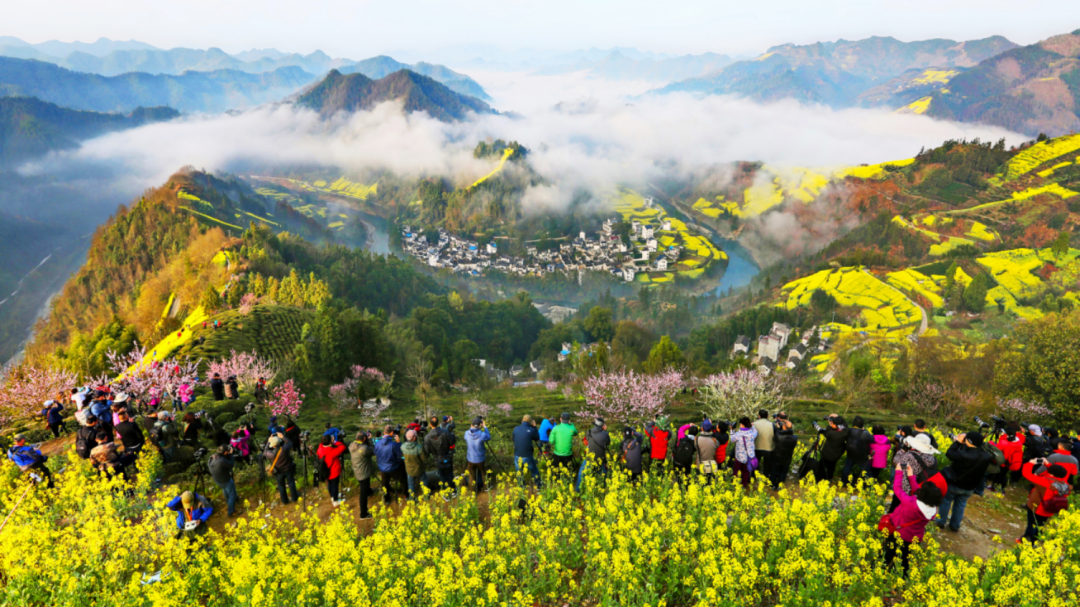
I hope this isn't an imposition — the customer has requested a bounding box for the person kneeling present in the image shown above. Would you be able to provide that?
[167,490,213,541]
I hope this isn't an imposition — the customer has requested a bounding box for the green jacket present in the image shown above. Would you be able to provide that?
[401,440,426,477]
[549,422,577,457]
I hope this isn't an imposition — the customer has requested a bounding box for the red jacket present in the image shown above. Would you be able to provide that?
[715,440,729,464]
[647,428,671,460]
[317,441,346,480]
[1023,461,1070,518]
[998,434,1024,471]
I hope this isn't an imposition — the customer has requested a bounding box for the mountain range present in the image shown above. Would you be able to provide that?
[0,96,177,164]
[296,69,493,121]
[655,35,1018,107]
[0,37,489,100]
[533,50,734,82]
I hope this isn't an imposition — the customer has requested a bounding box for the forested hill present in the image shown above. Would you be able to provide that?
[0,96,178,164]
[0,56,315,113]
[25,169,446,366]
[296,69,494,121]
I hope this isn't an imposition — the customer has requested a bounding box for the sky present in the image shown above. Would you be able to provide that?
[5,0,1079,59]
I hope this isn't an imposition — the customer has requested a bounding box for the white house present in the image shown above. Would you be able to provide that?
[662,219,672,231]
[428,253,439,267]
[732,335,750,356]
[647,238,658,251]
[641,225,655,239]
[656,258,668,271]
[486,242,497,255]
[622,267,636,282]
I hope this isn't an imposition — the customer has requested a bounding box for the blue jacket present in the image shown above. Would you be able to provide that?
[90,400,111,421]
[41,403,65,425]
[539,419,555,442]
[374,437,403,472]
[465,427,491,463]
[166,494,213,530]
[7,445,44,469]
[512,423,540,458]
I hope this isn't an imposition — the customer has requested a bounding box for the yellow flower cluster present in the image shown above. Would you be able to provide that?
[1,446,1078,606]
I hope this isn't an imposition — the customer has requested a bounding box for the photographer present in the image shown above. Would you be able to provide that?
[208,445,238,516]
[770,418,798,490]
[576,418,609,491]
[890,434,939,513]
[550,413,578,476]
[6,435,53,488]
[538,415,556,455]
[465,417,493,494]
[730,418,757,488]
[1035,439,1078,480]
[512,415,542,488]
[424,416,457,499]
[263,435,299,505]
[181,412,203,447]
[375,425,407,504]
[166,491,213,541]
[40,400,67,438]
[620,426,645,483]
[817,414,850,482]
[752,410,774,481]
[841,416,872,487]
[317,433,347,506]
[283,417,302,452]
[644,418,672,472]
[90,432,124,480]
[225,376,239,400]
[1020,459,1071,543]
[254,377,268,404]
[938,432,992,532]
[912,419,939,450]
[402,429,427,500]
[995,422,1025,488]
[153,411,180,463]
[75,416,101,461]
[210,373,225,401]
[1023,425,1049,465]
[349,431,375,520]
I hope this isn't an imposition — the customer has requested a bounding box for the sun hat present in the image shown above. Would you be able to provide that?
[112,392,130,403]
[904,434,940,454]
[1028,424,1043,436]
[268,436,282,448]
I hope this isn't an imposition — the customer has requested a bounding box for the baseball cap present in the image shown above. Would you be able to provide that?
[472,417,483,426]
[181,491,195,507]
[702,420,713,432]
[561,412,570,421]
[268,436,282,448]
[14,433,26,442]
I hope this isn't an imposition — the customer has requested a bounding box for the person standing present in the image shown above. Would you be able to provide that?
[577,418,610,491]
[938,432,992,532]
[538,415,556,455]
[645,419,672,473]
[770,419,798,490]
[512,415,542,488]
[464,418,492,494]
[349,432,376,519]
[883,463,942,577]
[401,429,427,500]
[153,412,180,462]
[263,435,298,505]
[374,426,407,504]
[6,435,53,488]
[620,426,645,483]
[1035,439,1079,480]
[694,420,721,485]
[208,445,238,516]
[818,414,850,481]
[40,400,66,438]
[209,373,225,401]
[868,425,891,483]
[841,416,872,486]
[730,418,758,488]
[890,434,940,512]
[549,413,577,475]
[317,434,347,506]
[424,417,457,499]
[1020,460,1071,543]
[912,419,939,449]
[996,423,1026,488]
[752,410,774,483]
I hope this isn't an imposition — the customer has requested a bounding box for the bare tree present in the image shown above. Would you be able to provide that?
[406,356,434,420]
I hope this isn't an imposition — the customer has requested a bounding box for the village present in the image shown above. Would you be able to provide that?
[399,213,685,283]
[732,322,832,376]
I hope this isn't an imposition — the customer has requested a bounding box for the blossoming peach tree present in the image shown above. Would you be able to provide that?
[579,369,683,424]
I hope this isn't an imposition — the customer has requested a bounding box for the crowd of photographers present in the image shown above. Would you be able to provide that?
[8,383,1079,560]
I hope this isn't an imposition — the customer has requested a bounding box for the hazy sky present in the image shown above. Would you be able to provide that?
[6,0,1079,59]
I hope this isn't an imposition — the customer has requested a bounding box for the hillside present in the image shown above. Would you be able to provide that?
[924,30,1080,137]
[656,35,1017,108]
[0,57,315,113]
[0,96,178,164]
[0,39,490,100]
[296,69,494,121]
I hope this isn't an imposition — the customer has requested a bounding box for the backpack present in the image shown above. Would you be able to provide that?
[149,424,165,447]
[981,442,1006,474]
[75,428,94,459]
[846,429,870,458]
[1026,435,1049,460]
[1042,481,1072,515]
[674,436,696,466]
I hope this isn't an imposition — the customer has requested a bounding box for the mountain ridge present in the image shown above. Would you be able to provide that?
[296,69,494,121]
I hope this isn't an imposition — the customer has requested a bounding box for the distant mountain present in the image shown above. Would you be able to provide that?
[296,69,493,121]
[337,56,490,100]
[0,96,178,164]
[924,30,1080,137]
[0,38,490,100]
[0,57,316,113]
[534,50,733,82]
[655,35,1018,107]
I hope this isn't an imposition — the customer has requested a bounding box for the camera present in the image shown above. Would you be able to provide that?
[974,416,989,429]
[193,447,209,459]
[244,403,256,413]
[811,421,823,432]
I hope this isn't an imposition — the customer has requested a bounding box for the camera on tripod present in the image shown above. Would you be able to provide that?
[244,403,256,414]
[193,447,209,459]
[811,421,823,432]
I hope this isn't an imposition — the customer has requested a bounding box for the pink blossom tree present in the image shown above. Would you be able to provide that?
[329,366,393,424]
[578,369,684,424]
[464,399,493,419]
[0,364,78,424]
[207,350,278,393]
[545,380,559,392]
[906,379,980,423]
[106,342,199,398]
[238,292,260,316]
[267,379,304,418]
[495,403,514,416]
[996,397,1055,426]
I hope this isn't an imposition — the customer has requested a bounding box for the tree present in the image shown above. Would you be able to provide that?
[578,368,684,424]
[201,285,223,313]
[1051,230,1071,261]
[699,369,783,422]
[643,335,685,373]
[962,272,989,312]
[995,309,1080,421]
[267,379,304,418]
[583,307,615,342]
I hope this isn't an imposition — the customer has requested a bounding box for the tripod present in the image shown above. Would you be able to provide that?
[192,455,209,498]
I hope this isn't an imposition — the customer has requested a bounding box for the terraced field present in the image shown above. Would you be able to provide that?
[689,166,830,219]
[1003,133,1080,181]
[835,157,914,180]
[781,267,922,330]
[176,304,314,363]
[891,214,1000,255]
[885,268,945,308]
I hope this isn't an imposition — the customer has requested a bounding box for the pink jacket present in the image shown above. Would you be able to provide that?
[231,428,252,456]
[889,469,936,543]
[677,424,695,441]
[869,434,891,468]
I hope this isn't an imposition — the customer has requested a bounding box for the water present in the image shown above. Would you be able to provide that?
[714,237,760,294]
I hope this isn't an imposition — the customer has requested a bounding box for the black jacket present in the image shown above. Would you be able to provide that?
[944,441,994,491]
[210,378,225,401]
[284,424,302,451]
[262,442,295,474]
[846,427,872,459]
[773,429,799,466]
[115,421,145,451]
[208,453,235,484]
[621,433,644,473]
[512,422,540,458]
[1023,434,1049,462]
[587,426,611,464]
[820,425,850,462]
